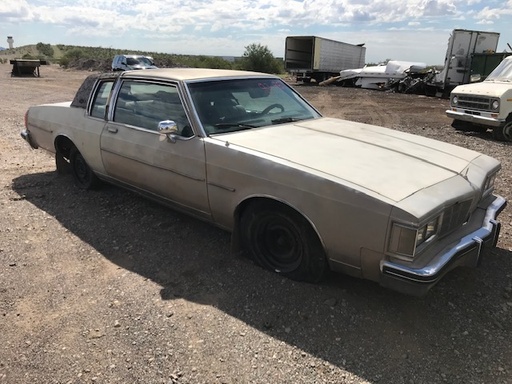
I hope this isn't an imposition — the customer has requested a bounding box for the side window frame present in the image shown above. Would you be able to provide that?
[111,79,194,137]
[88,80,114,119]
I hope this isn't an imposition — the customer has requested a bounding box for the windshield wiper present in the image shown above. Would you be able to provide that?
[214,123,257,130]
[271,117,305,125]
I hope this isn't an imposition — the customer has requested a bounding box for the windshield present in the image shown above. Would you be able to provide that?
[138,57,154,66]
[486,58,512,82]
[126,57,153,67]
[187,78,321,134]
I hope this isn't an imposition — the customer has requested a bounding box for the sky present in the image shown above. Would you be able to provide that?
[1,0,512,65]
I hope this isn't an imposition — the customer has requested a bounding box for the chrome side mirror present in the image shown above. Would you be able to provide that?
[158,120,180,143]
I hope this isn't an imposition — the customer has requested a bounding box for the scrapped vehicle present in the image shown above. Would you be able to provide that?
[111,54,157,71]
[22,68,506,296]
[447,55,512,141]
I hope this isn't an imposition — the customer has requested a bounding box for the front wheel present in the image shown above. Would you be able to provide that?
[70,148,100,189]
[493,118,512,142]
[240,201,327,283]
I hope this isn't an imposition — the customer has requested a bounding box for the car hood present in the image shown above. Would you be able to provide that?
[452,81,512,97]
[212,117,491,203]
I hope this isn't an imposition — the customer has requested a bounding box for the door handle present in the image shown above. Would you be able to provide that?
[107,127,118,133]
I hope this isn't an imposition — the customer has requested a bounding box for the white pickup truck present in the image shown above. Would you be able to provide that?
[446,55,512,141]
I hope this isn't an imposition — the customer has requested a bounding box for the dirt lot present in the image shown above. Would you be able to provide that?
[1,64,512,384]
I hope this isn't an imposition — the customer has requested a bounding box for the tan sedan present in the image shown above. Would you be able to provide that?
[22,68,507,296]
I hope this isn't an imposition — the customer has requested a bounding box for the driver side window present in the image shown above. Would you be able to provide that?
[113,81,193,137]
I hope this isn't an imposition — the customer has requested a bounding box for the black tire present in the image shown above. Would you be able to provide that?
[55,150,71,175]
[70,148,100,190]
[493,116,512,142]
[504,121,512,142]
[240,201,327,283]
[492,126,506,141]
[493,119,512,142]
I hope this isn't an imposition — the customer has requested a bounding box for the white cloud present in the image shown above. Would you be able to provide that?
[475,4,512,20]
[0,0,511,64]
[0,0,32,21]
[0,0,480,33]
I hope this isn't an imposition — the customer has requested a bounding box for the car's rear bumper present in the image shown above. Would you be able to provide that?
[21,129,38,149]
[380,195,507,296]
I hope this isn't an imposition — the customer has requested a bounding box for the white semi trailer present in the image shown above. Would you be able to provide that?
[433,29,500,94]
[284,36,366,83]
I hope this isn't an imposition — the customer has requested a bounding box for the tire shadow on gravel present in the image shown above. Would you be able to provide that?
[11,170,512,384]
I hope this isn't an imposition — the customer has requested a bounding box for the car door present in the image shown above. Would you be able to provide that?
[100,79,210,218]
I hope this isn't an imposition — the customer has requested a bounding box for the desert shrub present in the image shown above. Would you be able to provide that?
[237,43,282,74]
[59,48,85,68]
[64,48,85,61]
[58,56,70,67]
[36,42,54,57]
[183,55,233,69]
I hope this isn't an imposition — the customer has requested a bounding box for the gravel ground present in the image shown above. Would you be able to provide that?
[1,64,512,384]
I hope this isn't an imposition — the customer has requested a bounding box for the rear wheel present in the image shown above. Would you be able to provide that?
[240,201,327,283]
[55,150,71,174]
[70,148,100,189]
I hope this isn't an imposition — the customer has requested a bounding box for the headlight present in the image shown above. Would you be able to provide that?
[416,218,439,247]
[491,99,499,111]
[388,224,417,259]
[388,217,440,261]
[452,95,458,106]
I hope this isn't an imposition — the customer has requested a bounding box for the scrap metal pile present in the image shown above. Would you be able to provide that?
[321,60,439,96]
[317,29,509,98]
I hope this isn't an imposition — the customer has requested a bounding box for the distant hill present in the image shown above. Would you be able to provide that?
[0,43,240,71]
[0,47,5,51]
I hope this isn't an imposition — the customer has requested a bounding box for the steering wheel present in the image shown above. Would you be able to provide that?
[260,103,285,115]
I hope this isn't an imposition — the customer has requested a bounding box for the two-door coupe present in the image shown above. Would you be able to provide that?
[22,68,506,296]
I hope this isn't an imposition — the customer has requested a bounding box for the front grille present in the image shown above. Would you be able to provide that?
[440,200,473,236]
[457,96,492,111]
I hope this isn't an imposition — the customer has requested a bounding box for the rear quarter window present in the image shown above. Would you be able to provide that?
[90,81,114,119]
[71,73,119,109]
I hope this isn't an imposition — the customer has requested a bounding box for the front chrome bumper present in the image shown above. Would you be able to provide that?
[446,109,504,128]
[380,195,507,296]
